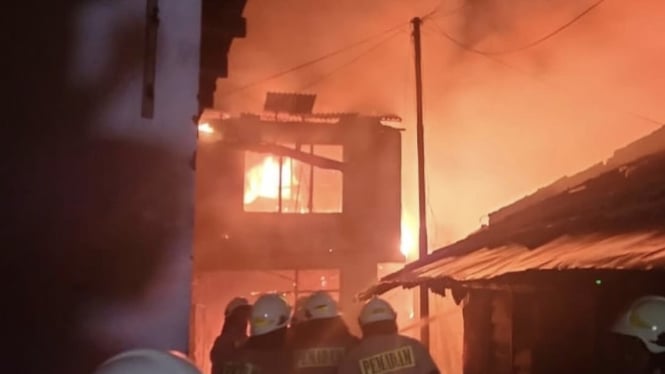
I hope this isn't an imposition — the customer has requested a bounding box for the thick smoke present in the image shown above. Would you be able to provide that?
[218,0,665,246]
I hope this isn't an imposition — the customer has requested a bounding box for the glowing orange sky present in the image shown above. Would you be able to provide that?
[217,0,665,248]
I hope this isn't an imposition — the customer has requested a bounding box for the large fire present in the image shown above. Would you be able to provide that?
[244,156,299,205]
[245,155,416,252]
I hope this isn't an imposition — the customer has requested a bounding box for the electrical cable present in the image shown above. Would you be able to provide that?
[421,5,440,22]
[426,0,606,56]
[297,28,406,92]
[425,1,469,20]
[217,21,409,98]
[424,21,664,126]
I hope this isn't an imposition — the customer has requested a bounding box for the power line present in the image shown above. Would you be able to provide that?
[426,1,469,20]
[426,0,606,56]
[421,4,441,21]
[217,21,409,98]
[423,21,664,127]
[627,112,664,126]
[297,29,405,92]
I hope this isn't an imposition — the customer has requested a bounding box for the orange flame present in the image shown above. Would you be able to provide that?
[400,215,416,259]
[244,156,298,205]
[198,122,214,134]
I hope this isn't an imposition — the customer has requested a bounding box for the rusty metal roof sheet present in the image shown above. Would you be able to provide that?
[359,149,665,300]
[490,125,665,225]
[360,231,665,299]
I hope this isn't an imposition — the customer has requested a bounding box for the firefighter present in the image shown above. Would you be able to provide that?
[337,297,439,374]
[288,296,311,347]
[93,349,201,374]
[292,296,309,327]
[211,297,252,374]
[291,291,359,374]
[599,295,665,374]
[220,293,292,374]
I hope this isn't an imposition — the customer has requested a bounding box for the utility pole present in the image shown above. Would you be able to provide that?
[411,16,430,347]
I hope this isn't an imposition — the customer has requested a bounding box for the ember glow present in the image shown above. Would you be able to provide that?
[400,215,416,258]
[244,156,298,205]
[198,123,214,134]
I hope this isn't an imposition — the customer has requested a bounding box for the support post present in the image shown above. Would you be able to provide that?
[411,16,430,347]
[309,144,314,212]
[278,156,284,212]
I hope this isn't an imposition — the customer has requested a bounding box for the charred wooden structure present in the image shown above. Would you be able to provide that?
[361,126,665,374]
[195,93,403,334]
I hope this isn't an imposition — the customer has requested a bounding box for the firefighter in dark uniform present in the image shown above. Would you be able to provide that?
[337,297,439,374]
[291,291,359,374]
[220,293,292,374]
[599,295,665,374]
[211,297,252,374]
[288,296,310,348]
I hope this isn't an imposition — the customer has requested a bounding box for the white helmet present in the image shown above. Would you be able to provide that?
[93,349,201,374]
[292,296,309,325]
[611,295,665,354]
[225,297,250,317]
[304,291,339,320]
[359,297,397,326]
[251,293,291,336]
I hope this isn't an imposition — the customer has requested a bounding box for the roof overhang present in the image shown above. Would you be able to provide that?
[359,231,665,300]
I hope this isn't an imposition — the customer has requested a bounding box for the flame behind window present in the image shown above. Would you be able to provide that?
[243,146,343,214]
[243,155,297,206]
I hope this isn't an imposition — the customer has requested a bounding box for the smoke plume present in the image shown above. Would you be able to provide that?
[217,0,665,246]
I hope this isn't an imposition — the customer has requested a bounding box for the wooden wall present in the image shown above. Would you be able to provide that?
[459,271,665,374]
[461,285,604,374]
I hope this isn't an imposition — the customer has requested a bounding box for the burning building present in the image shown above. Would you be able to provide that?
[360,126,665,374]
[192,92,405,371]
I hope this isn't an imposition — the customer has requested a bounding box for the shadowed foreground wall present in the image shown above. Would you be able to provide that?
[3,1,200,372]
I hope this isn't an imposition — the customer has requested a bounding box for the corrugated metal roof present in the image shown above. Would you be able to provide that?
[360,231,665,299]
[359,144,665,300]
[490,125,665,225]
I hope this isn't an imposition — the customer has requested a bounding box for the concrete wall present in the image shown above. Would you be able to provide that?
[69,0,200,155]
[70,0,200,352]
[5,1,201,372]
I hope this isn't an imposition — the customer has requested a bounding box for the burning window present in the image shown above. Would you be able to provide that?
[243,145,343,213]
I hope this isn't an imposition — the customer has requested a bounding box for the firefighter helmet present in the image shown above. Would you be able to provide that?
[611,295,665,354]
[304,291,339,320]
[250,293,291,336]
[93,349,201,374]
[359,297,397,326]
